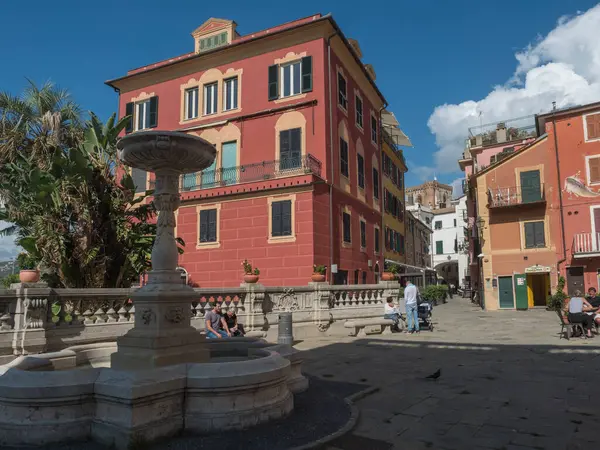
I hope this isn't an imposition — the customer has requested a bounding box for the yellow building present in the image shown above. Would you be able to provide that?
[381,110,411,268]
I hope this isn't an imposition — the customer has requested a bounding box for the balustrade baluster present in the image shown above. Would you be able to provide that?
[128,305,135,322]
[117,307,128,322]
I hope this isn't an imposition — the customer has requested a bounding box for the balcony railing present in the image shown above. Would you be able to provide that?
[149,154,322,191]
[572,233,600,258]
[487,184,545,208]
[467,115,537,149]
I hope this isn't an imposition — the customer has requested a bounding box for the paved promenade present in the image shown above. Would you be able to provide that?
[297,298,600,450]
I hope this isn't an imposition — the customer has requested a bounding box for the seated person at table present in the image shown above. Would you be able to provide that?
[564,291,595,338]
[205,303,230,339]
[384,297,402,331]
[223,309,245,336]
[586,287,600,308]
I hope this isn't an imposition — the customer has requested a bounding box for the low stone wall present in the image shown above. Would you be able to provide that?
[0,281,401,363]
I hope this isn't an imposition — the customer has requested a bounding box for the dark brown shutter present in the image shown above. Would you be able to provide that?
[268,65,279,101]
[125,102,134,134]
[149,96,158,128]
[589,157,600,183]
[586,113,600,140]
[301,56,312,93]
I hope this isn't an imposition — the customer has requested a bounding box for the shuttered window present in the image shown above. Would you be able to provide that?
[373,169,379,199]
[125,102,134,134]
[338,73,347,109]
[268,57,312,101]
[340,138,349,177]
[436,241,444,255]
[524,221,545,248]
[360,220,366,248]
[371,115,378,143]
[355,95,363,128]
[343,212,351,243]
[375,228,380,253]
[271,200,292,237]
[134,97,158,131]
[357,154,365,189]
[588,156,600,184]
[586,113,600,141]
[279,128,301,169]
[185,88,199,119]
[268,65,279,101]
[301,56,312,93]
[199,209,217,243]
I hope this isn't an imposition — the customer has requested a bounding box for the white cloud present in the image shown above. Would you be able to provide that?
[426,4,600,175]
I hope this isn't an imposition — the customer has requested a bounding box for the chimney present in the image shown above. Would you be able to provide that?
[496,122,507,143]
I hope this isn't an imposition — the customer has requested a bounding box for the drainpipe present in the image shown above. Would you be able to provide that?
[326,32,338,284]
[552,110,567,281]
[378,105,388,275]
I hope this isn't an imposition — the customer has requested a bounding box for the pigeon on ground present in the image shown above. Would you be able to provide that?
[425,369,441,380]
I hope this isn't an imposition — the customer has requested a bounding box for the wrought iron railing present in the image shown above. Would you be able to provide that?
[487,184,545,208]
[572,233,600,256]
[180,154,322,191]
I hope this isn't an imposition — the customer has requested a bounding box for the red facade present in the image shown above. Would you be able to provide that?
[108,15,386,287]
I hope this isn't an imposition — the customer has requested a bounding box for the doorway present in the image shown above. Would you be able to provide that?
[526,273,550,307]
[567,266,585,295]
[498,276,515,309]
[333,270,348,285]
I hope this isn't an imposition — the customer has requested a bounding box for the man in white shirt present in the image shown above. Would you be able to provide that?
[404,280,419,333]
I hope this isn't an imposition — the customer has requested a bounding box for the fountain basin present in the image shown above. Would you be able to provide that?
[0,346,297,449]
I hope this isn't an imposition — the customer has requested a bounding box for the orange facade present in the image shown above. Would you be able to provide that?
[108,15,387,286]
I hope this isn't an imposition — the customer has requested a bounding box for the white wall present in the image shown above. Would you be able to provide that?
[455,196,469,287]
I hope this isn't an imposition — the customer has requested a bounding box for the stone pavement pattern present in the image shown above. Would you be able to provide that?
[296,298,600,450]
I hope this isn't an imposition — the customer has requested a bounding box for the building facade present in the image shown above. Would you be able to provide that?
[454,195,470,288]
[431,206,460,286]
[108,15,390,287]
[406,180,452,210]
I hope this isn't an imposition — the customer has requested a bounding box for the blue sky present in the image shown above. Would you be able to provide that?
[2,0,600,194]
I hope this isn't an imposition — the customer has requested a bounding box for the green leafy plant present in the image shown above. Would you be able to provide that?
[242,259,259,276]
[547,275,568,311]
[385,264,399,274]
[313,264,326,275]
[1,274,19,288]
[16,252,37,270]
[421,285,448,304]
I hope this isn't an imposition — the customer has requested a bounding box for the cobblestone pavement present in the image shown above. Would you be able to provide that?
[296,298,600,450]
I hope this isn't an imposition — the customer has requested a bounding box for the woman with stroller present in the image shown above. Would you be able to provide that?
[564,290,596,338]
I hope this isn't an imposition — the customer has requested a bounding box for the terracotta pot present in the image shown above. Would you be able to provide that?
[381,272,395,281]
[311,273,326,282]
[243,274,259,284]
[19,270,40,283]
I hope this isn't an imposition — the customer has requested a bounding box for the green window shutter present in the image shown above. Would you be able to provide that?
[436,241,443,254]
[125,102,134,134]
[534,221,545,247]
[149,96,158,128]
[524,222,535,248]
[520,170,541,203]
[268,65,279,101]
[301,56,312,93]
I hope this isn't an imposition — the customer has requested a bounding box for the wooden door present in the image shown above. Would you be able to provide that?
[567,266,585,295]
[498,276,515,309]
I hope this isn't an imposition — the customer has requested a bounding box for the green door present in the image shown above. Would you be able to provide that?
[498,276,515,309]
[514,273,529,310]
[520,170,541,203]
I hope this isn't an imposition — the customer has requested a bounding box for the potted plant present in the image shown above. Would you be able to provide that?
[312,264,326,282]
[242,259,260,283]
[17,252,39,283]
[381,264,398,281]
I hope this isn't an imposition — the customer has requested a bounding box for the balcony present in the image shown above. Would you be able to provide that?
[149,154,322,191]
[487,184,545,208]
[572,233,600,258]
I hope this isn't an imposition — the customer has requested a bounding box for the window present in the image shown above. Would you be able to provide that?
[587,156,600,185]
[338,72,347,109]
[454,219,457,227]
[343,212,351,243]
[223,77,238,111]
[371,115,378,144]
[271,200,292,237]
[585,112,600,141]
[280,128,301,169]
[354,270,359,285]
[375,228,380,253]
[436,241,444,254]
[268,56,312,101]
[185,87,198,120]
[373,169,379,199]
[520,170,542,202]
[134,98,158,131]
[435,221,442,230]
[199,209,217,243]
[360,220,366,248]
[204,82,218,115]
[357,154,365,189]
[524,221,545,248]
[199,32,227,52]
[340,138,349,177]
[355,95,363,128]
[454,239,458,253]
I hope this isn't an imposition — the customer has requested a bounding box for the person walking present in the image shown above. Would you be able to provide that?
[404,280,419,334]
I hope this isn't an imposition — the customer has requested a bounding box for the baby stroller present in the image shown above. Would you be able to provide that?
[417,299,434,331]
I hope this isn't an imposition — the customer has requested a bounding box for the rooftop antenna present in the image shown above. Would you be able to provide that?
[552,101,557,111]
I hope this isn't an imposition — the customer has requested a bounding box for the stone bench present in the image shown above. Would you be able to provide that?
[344,318,398,337]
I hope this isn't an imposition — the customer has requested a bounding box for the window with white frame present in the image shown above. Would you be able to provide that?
[136,100,151,131]
[585,112,600,142]
[371,115,378,144]
[355,94,363,128]
[587,155,600,185]
[223,77,238,111]
[185,87,198,120]
[338,72,347,110]
[204,82,218,115]
[281,61,301,98]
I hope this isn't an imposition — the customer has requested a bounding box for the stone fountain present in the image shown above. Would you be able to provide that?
[0,131,307,449]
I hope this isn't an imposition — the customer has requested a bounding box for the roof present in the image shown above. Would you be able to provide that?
[473,134,548,178]
[536,101,600,135]
[105,14,387,105]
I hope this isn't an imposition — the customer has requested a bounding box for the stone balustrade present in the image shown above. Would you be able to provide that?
[0,281,400,364]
